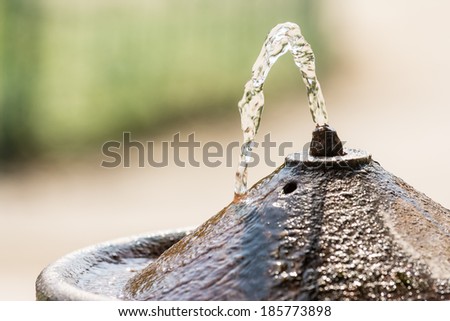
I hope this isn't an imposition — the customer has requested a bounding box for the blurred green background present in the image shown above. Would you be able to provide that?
[0,0,326,164]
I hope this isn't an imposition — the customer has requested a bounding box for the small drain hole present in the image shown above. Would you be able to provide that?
[283,181,297,194]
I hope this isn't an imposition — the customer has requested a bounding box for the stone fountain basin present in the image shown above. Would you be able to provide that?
[36,150,450,301]
[36,229,191,300]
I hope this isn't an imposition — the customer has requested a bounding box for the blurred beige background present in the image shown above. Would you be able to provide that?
[1,0,449,300]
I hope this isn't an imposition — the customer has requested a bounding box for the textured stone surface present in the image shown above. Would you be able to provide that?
[124,158,450,300]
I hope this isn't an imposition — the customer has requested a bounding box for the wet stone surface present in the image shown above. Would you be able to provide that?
[36,231,188,301]
[124,157,450,300]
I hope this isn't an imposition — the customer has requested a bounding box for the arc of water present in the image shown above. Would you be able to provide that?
[235,22,328,195]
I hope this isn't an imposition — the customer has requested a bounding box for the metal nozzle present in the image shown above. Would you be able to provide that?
[309,124,345,157]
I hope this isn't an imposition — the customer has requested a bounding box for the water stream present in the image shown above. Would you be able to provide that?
[235,22,329,196]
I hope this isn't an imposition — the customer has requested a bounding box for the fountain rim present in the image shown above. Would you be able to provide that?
[286,148,371,168]
[35,228,193,301]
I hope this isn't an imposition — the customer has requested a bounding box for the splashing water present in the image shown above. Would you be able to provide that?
[235,22,329,196]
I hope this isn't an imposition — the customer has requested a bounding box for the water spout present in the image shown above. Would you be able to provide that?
[235,22,329,195]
